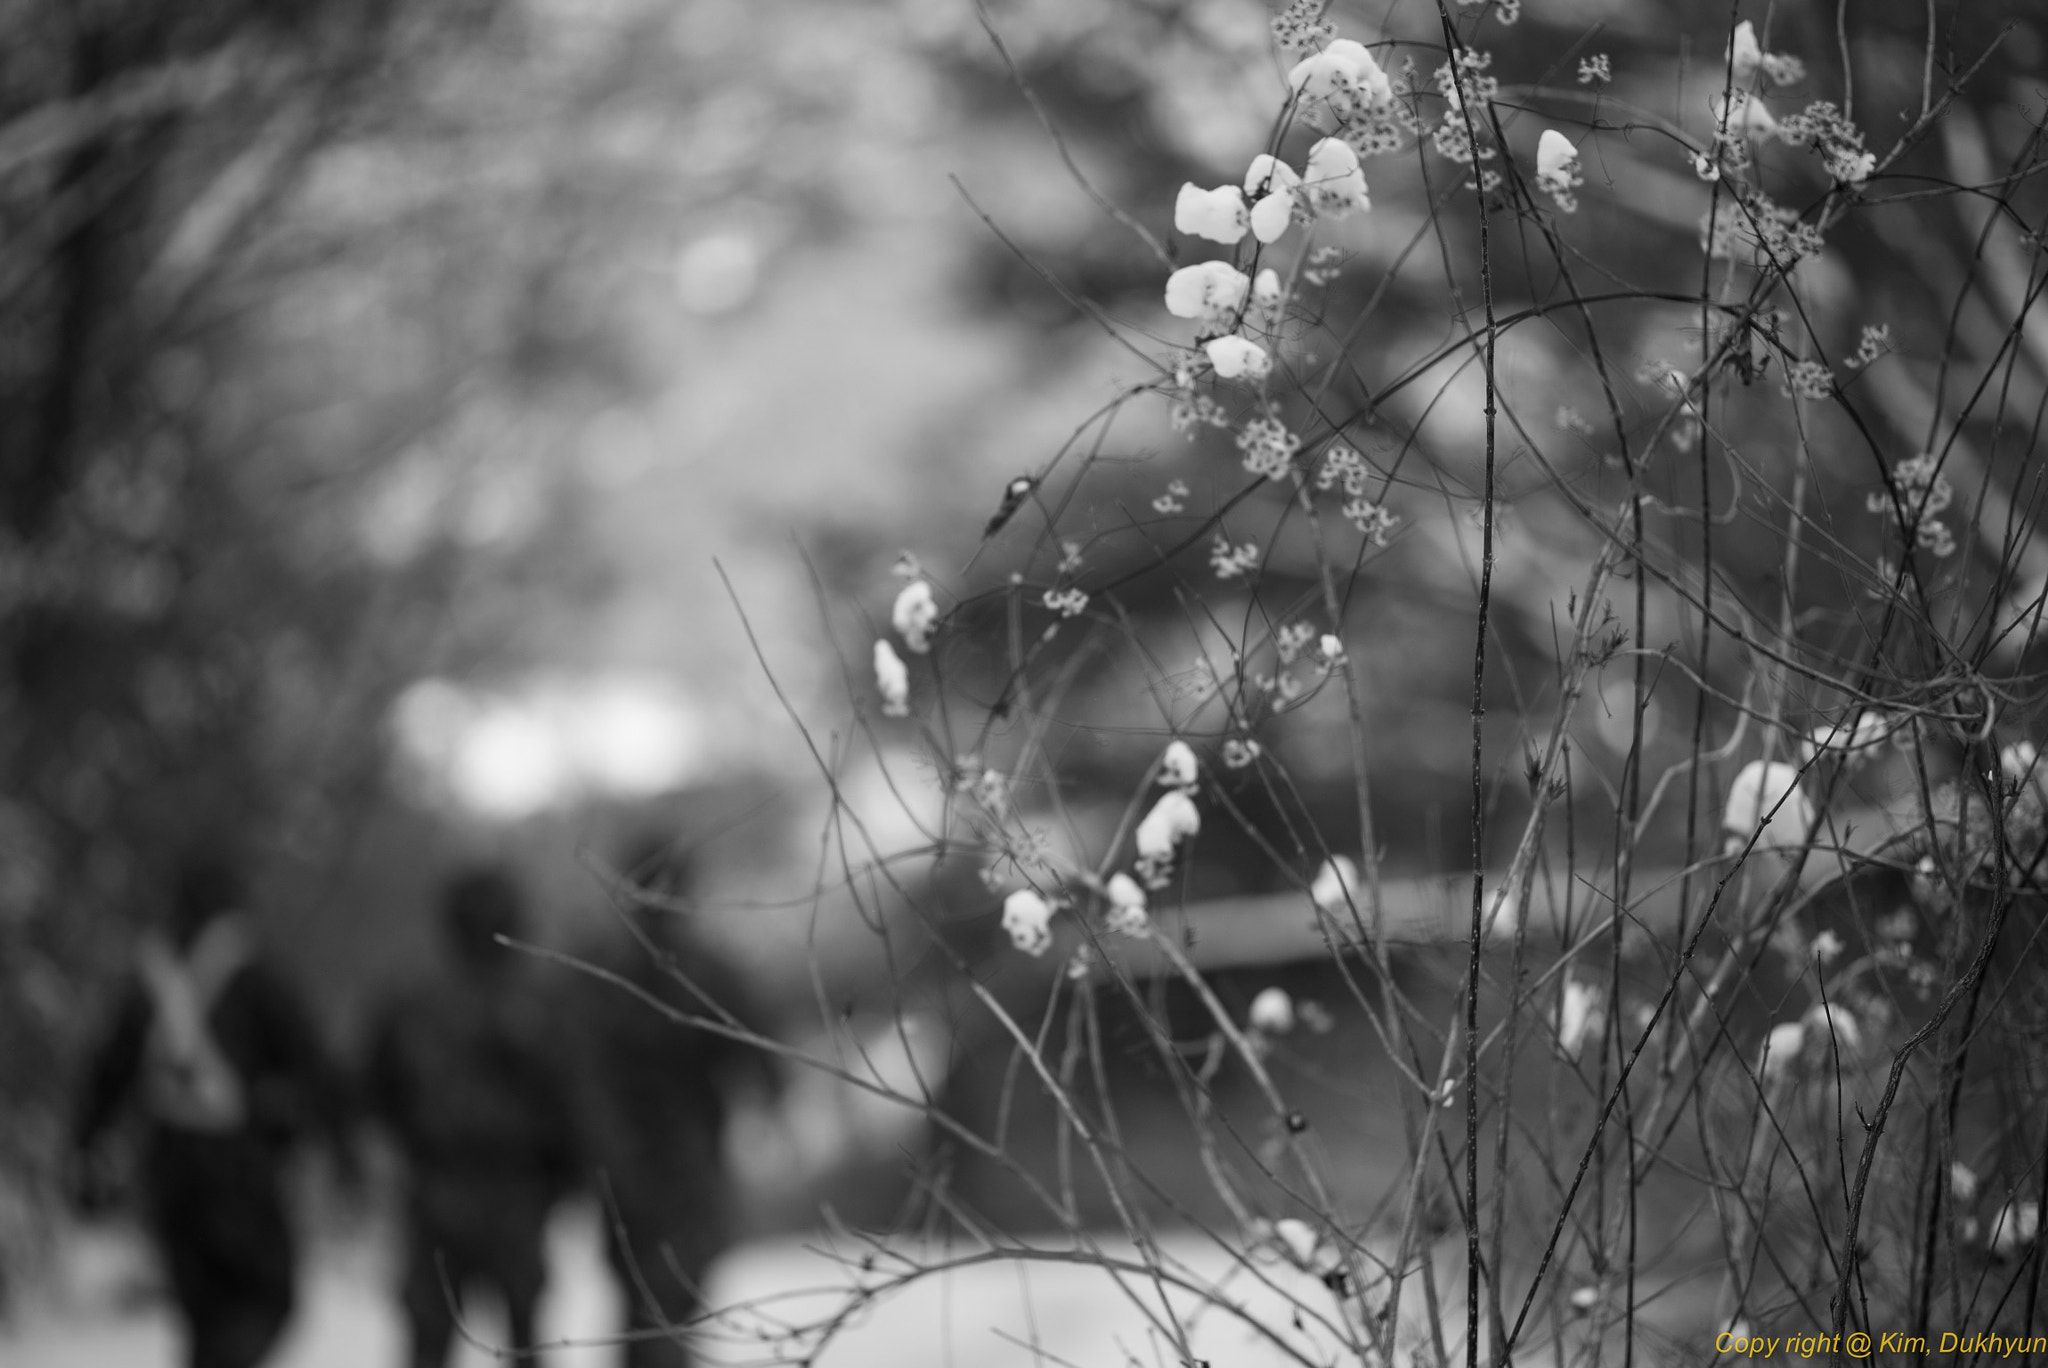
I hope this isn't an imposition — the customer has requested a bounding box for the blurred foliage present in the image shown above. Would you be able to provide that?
[0,0,1138,1287]
[0,0,634,1276]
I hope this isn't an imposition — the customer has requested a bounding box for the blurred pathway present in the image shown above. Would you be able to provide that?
[1,1203,619,1368]
[3,1204,1715,1367]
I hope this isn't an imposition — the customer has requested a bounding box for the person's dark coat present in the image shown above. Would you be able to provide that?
[565,908,778,1368]
[73,909,348,1368]
[366,869,579,1368]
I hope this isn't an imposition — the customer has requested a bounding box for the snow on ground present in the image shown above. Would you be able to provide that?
[2,1201,1708,1367]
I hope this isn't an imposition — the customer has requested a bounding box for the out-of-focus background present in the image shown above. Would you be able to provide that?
[2,0,2044,1362]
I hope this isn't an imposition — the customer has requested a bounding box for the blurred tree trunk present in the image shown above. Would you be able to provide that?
[0,0,459,1303]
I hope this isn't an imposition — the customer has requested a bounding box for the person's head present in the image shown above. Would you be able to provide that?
[169,853,244,949]
[440,865,525,967]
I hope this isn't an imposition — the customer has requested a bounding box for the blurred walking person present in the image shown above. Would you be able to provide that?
[366,864,578,1367]
[69,852,352,1368]
[568,837,779,1368]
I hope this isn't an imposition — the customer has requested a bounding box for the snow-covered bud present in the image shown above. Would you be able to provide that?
[892,579,940,654]
[2001,741,2041,788]
[1311,855,1359,913]
[1251,268,1284,314]
[1221,737,1261,769]
[1729,20,1763,83]
[1104,872,1150,937]
[1001,888,1055,957]
[1286,39,1393,116]
[1802,1003,1867,1056]
[1249,986,1295,1035]
[1802,999,1867,1073]
[1989,1201,2040,1259]
[1722,760,1814,854]
[1535,129,1582,213]
[1157,739,1199,789]
[1164,261,1251,324]
[1759,1019,1806,1086]
[1555,979,1605,1062]
[1244,153,1301,199]
[1304,138,1369,216]
[1272,1217,1320,1266]
[1485,885,1520,941]
[1714,91,1779,141]
[1203,335,1271,380]
[1536,130,1576,182]
[1243,155,1301,244]
[1251,193,1294,244]
[1175,183,1250,245]
[1801,712,1891,767]
[873,639,910,717]
[1136,790,1201,862]
[974,768,1009,815]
